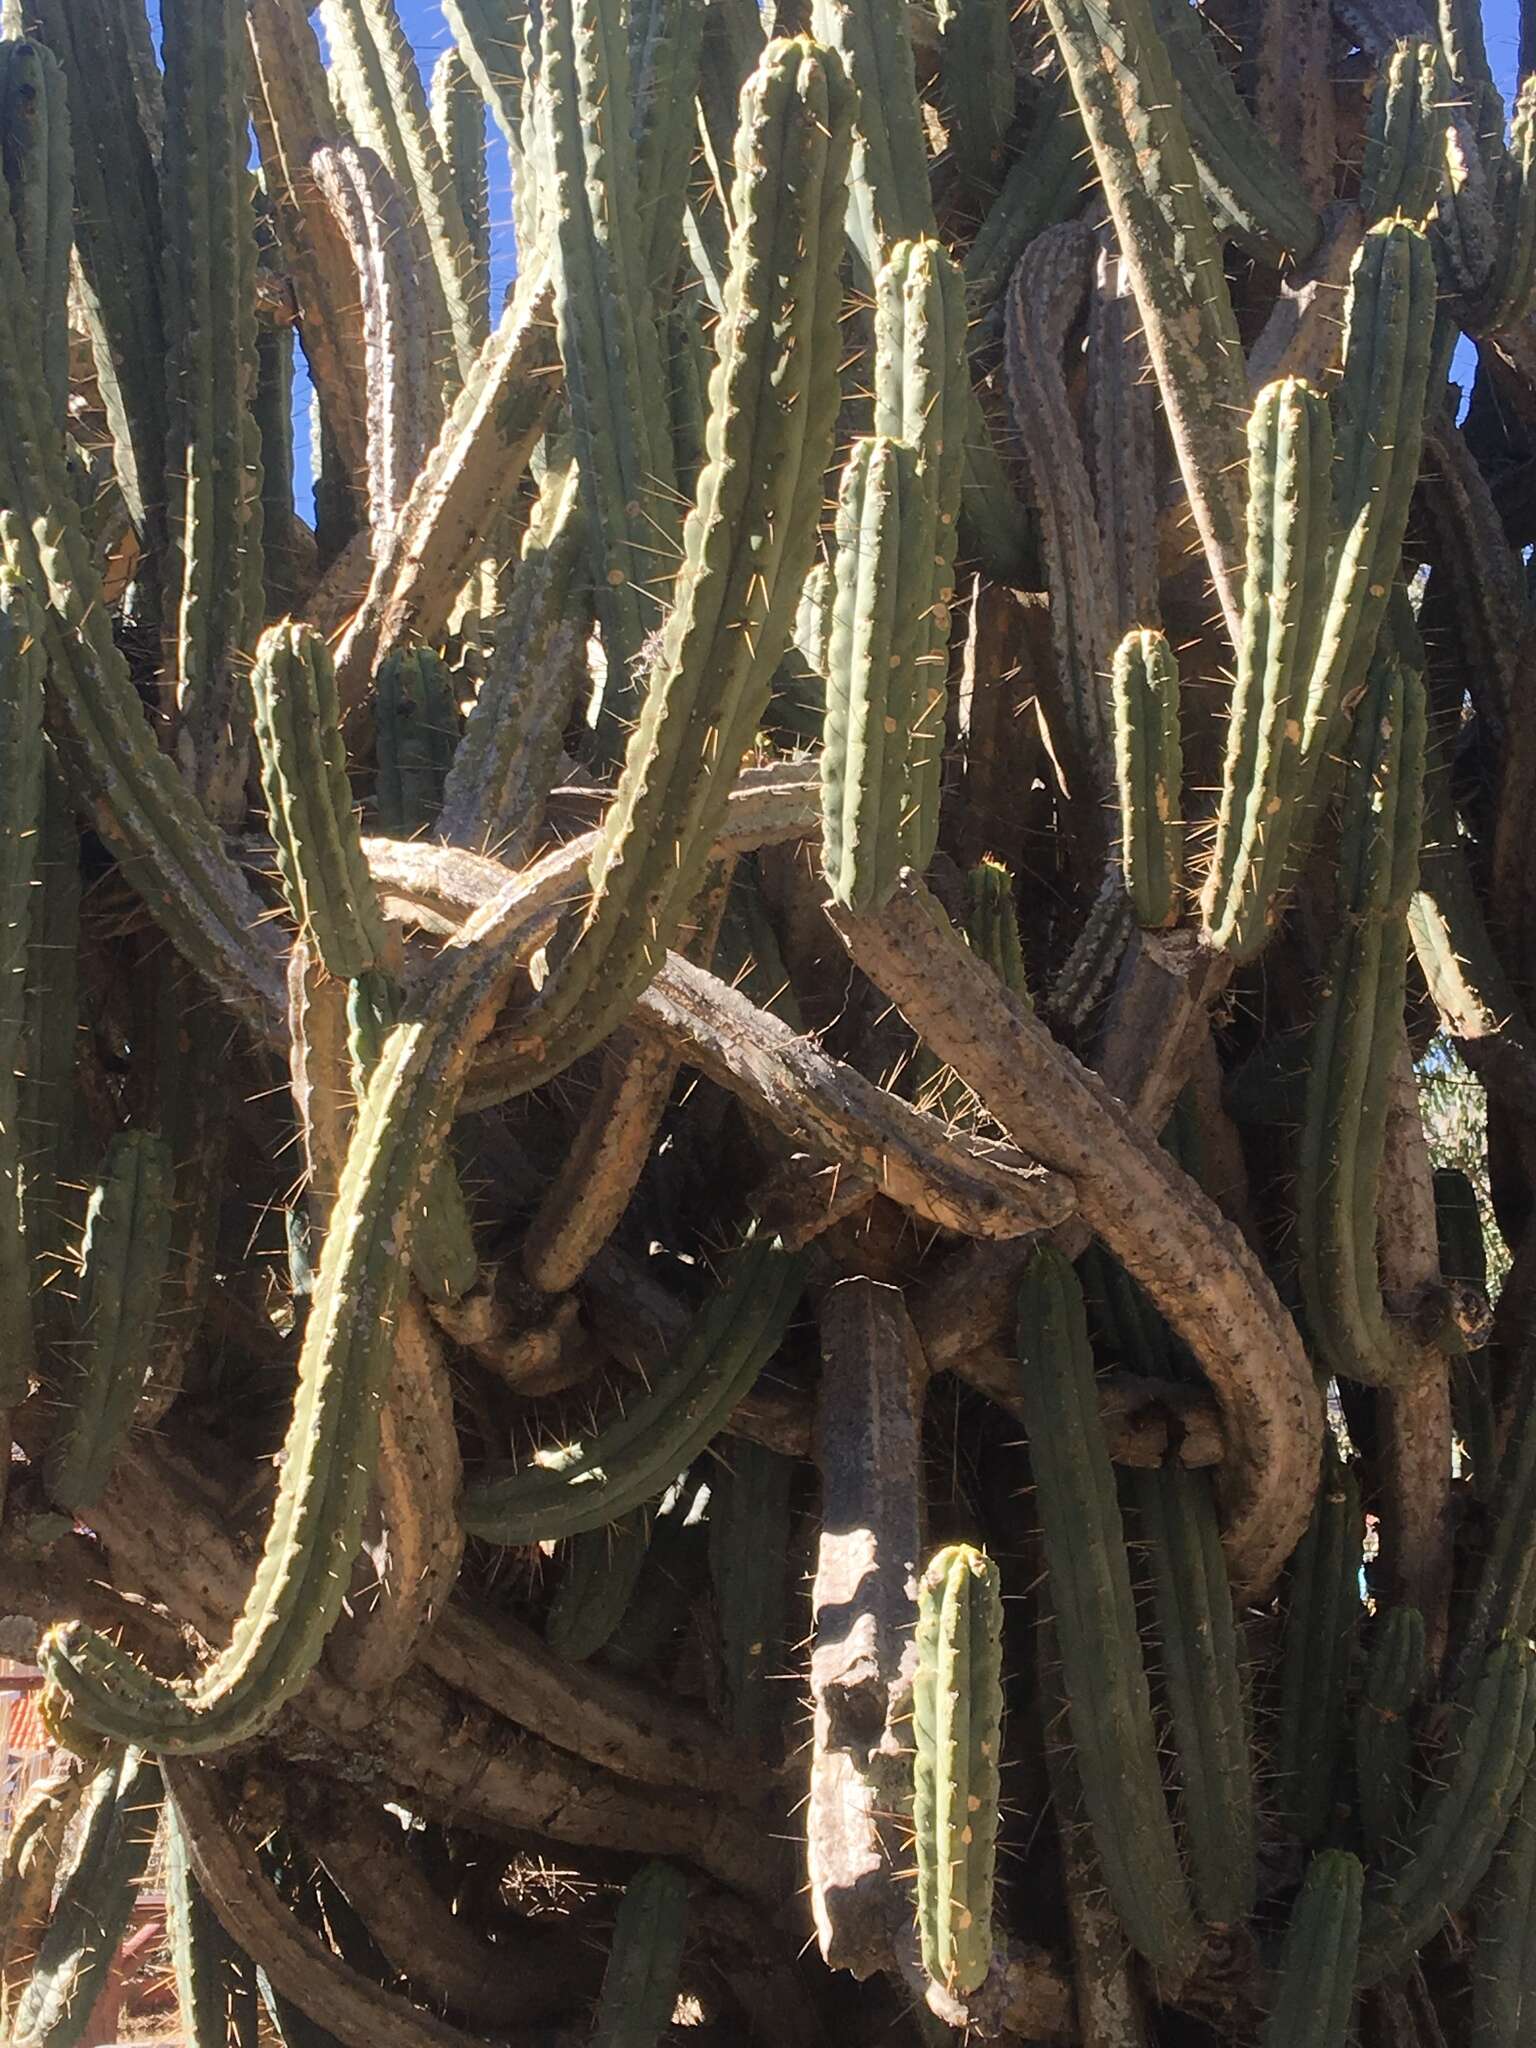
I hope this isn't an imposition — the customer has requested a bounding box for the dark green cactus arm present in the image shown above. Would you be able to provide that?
[1141,0,1320,262]
[708,1436,794,1751]
[1039,0,1250,636]
[1357,1606,1427,1861]
[319,0,478,382]
[45,1132,174,1514]
[1261,1851,1363,2048]
[964,858,1029,1002]
[1003,222,1113,792]
[1014,1243,1201,1979]
[538,0,679,748]
[11,1748,163,2048]
[1199,377,1333,960]
[0,560,45,1407]
[546,1510,651,1663]
[0,34,71,434]
[18,758,80,1348]
[29,0,165,536]
[1087,235,1160,640]
[168,1805,249,2048]
[1458,1349,1536,1670]
[437,455,589,859]
[912,1542,1004,1997]
[161,0,264,807]
[373,648,461,839]
[461,1232,805,1542]
[1472,1773,1536,2047]
[430,46,491,348]
[593,1861,689,2048]
[1276,1445,1362,1844]
[1111,627,1183,931]
[251,623,393,984]
[1362,41,1448,224]
[629,0,706,296]
[1296,650,1426,1390]
[810,0,935,266]
[1464,75,1536,334]
[935,0,1013,192]
[963,76,1088,323]
[1358,1638,1536,1988]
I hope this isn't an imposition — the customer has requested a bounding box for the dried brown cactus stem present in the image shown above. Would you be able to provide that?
[830,871,1323,1595]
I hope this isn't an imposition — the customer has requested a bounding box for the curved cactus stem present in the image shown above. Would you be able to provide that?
[1039,0,1249,639]
[913,1543,1004,1997]
[832,872,1323,1594]
[1014,1242,1201,1981]
[318,0,478,385]
[45,1131,174,1515]
[1358,1638,1536,1988]
[460,1230,805,1543]
[963,76,1088,325]
[1111,628,1183,931]
[1261,1851,1364,2048]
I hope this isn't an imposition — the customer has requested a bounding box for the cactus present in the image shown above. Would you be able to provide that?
[1357,1638,1536,1987]
[461,1231,804,1542]
[1357,1606,1428,1862]
[1473,1776,1536,2047]
[168,1805,259,2048]
[707,1437,794,1750]
[1015,1242,1201,1979]
[1261,1851,1363,2048]
[545,1510,650,1663]
[10,1747,163,2048]
[1275,1445,1362,1845]
[1361,41,1447,225]
[1111,627,1183,929]
[0,559,44,1409]
[912,1542,1003,1997]
[592,1860,689,2048]
[45,1130,174,1512]
[0,34,71,434]
[373,646,461,839]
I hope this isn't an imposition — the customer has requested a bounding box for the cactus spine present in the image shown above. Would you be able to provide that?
[912,1542,1003,1997]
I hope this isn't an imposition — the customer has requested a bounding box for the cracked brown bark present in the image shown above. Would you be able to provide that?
[833,874,1322,1594]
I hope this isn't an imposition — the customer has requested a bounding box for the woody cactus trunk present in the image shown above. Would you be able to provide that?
[8,0,1536,2041]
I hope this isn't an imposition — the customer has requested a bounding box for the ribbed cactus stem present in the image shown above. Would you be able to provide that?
[429,46,490,346]
[1111,627,1183,930]
[1361,41,1448,224]
[592,1861,689,2048]
[1261,1851,1363,2048]
[912,1542,1004,1997]
[0,34,71,434]
[0,558,44,1407]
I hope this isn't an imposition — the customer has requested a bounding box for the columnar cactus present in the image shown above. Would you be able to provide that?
[0,1,1535,2042]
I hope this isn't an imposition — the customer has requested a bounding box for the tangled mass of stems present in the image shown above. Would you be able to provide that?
[7,0,1536,2041]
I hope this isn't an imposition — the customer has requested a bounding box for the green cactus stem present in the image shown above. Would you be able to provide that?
[168,1805,257,2048]
[545,1511,652,1664]
[461,1231,805,1543]
[1361,41,1448,224]
[592,1860,689,2048]
[160,0,264,811]
[1111,627,1183,930]
[810,0,935,268]
[935,0,1012,192]
[912,1542,1004,1997]
[0,559,44,1408]
[1357,1637,1536,1987]
[1472,1774,1536,2047]
[1199,377,1333,961]
[11,1747,163,2048]
[1276,1444,1362,1844]
[373,647,461,839]
[1357,1606,1427,1861]
[963,859,1030,1003]
[45,1131,174,1514]
[0,34,71,434]
[708,1437,794,1751]
[429,45,490,347]
[1015,1242,1201,1979]
[1261,1851,1364,2048]
[1296,649,1426,1390]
